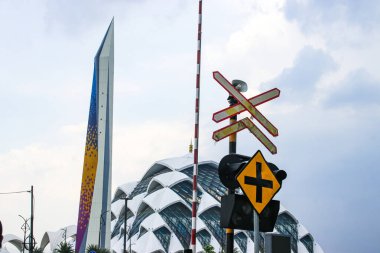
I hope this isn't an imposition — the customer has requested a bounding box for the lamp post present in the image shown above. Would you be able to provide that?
[29,186,34,253]
[121,196,132,253]
[0,220,3,249]
[19,215,30,253]
[61,228,67,243]
[98,210,109,248]
[0,188,33,252]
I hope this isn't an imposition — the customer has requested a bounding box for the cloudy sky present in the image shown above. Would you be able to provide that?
[0,0,379,252]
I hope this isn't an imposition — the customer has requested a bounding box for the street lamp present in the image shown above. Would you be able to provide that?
[120,196,132,253]
[19,215,30,253]
[98,210,109,248]
[61,228,67,243]
[0,188,33,252]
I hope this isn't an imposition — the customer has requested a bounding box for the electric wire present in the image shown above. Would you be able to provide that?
[0,190,30,195]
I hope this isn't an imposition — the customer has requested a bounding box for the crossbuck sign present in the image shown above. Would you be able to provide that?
[212,71,280,154]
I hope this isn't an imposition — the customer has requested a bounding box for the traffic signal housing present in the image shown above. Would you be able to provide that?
[220,194,281,232]
[220,193,253,230]
[218,154,287,191]
[259,199,280,232]
[218,154,250,190]
[218,153,287,232]
[268,162,287,185]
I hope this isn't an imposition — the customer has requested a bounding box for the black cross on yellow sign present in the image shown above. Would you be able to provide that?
[236,150,280,214]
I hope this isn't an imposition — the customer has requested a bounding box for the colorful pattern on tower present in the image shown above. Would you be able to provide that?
[76,67,99,252]
[76,19,114,253]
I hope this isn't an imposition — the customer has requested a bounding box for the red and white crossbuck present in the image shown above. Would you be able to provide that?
[212,71,280,154]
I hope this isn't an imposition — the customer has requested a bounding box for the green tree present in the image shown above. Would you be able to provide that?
[54,242,74,253]
[86,244,99,253]
[203,244,216,253]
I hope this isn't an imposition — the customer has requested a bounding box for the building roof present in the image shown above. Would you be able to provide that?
[110,154,324,253]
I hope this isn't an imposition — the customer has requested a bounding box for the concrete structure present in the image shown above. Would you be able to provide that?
[40,225,76,253]
[1,235,23,253]
[110,154,324,253]
[75,19,114,253]
[2,226,76,253]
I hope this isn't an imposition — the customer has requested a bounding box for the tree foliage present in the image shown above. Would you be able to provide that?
[203,244,216,253]
[86,244,99,253]
[33,246,44,253]
[86,244,110,253]
[54,242,74,253]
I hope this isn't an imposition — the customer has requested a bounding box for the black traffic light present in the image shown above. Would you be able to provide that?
[219,154,287,232]
[259,199,280,232]
[218,154,287,190]
[218,154,250,190]
[220,194,253,230]
[220,194,281,232]
[259,162,286,232]
[268,162,287,184]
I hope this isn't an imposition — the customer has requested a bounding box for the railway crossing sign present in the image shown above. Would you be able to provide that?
[212,71,280,154]
[213,71,278,136]
[236,150,280,214]
[213,117,277,154]
[213,88,280,123]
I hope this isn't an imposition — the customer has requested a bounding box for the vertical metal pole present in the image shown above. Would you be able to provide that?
[229,114,237,154]
[19,215,28,253]
[30,185,33,253]
[123,198,127,253]
[254,210,260,253]
[0,220,3,249]
[64,228,67,242]
[98,218,101,248]
[226,98,237,253]
[191,0,203,252]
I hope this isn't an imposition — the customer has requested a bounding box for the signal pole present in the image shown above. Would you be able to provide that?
[226,95,237,253]
[228,96,237,155]
[225,80,247,253]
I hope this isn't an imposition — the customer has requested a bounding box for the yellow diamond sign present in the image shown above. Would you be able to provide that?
[236,150,280,214]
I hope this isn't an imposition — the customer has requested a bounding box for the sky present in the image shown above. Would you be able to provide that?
[0,0,379,252]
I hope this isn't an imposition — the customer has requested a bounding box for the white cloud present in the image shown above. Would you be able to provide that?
[0,119,194,240]
[0,143,83,240]
[112,120,193,187]
[1,1,380,252]
[205,2,308,89]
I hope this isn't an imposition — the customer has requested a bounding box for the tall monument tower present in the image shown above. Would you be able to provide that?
[76,19,114,253]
